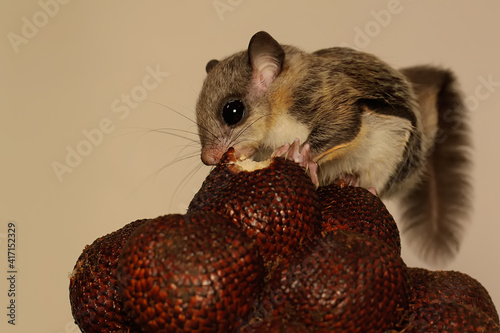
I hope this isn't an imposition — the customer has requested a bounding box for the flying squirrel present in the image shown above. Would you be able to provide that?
[195,31,472,264]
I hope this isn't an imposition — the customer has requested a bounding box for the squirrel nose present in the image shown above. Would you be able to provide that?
[201,149,221,165]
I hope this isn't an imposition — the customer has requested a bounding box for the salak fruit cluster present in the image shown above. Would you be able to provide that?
[69,147,499,332]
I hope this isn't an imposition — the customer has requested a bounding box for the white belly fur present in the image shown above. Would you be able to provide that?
[318,112,413,195]
[261,112,311,149]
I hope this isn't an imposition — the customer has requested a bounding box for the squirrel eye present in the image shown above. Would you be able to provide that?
[222,100,245,126]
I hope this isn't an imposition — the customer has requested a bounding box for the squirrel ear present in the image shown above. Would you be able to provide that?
[205,59,219,73]
[248,31,285,91]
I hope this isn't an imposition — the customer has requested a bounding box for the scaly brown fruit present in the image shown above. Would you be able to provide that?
[317,182,401,254]
[188,147,320,262]
[69,218,148,333]
[407,267,499,328]
[405,302,500,333]
[238,318,307,333]
[261,230,410,332]
[117,213,265,332]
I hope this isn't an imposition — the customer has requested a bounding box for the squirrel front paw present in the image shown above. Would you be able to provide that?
[272,138,319,187]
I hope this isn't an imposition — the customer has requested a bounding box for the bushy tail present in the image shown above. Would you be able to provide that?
[399,66,472,265]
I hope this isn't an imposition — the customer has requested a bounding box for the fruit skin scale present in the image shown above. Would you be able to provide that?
[317,182,401,254]
[117,213,265,333]
[253,230,411,332]
[69,218,149,333]
[188,148,321,263]
[405,267,500,332]
[405,302,500,333]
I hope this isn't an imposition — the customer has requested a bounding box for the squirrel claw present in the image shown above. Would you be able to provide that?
[335,176,379,197]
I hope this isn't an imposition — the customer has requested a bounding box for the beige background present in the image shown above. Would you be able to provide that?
[1,1,499,331]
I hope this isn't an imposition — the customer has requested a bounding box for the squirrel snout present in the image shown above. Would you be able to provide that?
[201,148,222,166]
